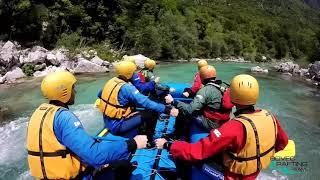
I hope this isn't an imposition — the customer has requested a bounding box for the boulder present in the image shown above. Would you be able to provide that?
[292,68,301,75]
[299,68,309,77]
[91,56,110,67]
[3,67,26,83]
[0,41,20,68]
[262,56,267,61]
[46,52,57,65]
[60,61,76,73]
[306,78,312,82]
[81,50,97,59]
[0,66,7,75]
[46,49,69,66]
[190,58,200,62]
[308,61,320,81]
[282,72,293,76]
[0,41,4,48]
[34,63,46,71]
[274,61,299,73]
[123,54,148,68]
[251,66,268,73]
[91,56,104,66]
[0,75,5,84]
[20,46,48,64]
[33,66,66,78]
[55,49,69,64]
[74,58,109,73]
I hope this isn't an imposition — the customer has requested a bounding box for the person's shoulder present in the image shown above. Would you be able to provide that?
[55,108,79,124]
[121,83,139,94]
[220,119,245,132]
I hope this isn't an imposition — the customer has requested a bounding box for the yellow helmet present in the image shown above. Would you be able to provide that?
[115,61,137,80]
[199,65,217,80]
[123,55,136,65]
[197,59,208,70]
[41,71,77,103]
[230,74,259,105]
[144,59,156,70]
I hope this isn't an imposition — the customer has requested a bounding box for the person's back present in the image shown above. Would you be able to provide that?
[166,65,233,133]
[156,74,289,180]
[183,60,208,98]
[26,71,148,179]
[97,61,179,138]
[124,57,157,95]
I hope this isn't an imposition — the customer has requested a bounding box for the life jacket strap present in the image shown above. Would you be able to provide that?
[227,145,275,162]
[27,149,70,158]
[227,114,277,172]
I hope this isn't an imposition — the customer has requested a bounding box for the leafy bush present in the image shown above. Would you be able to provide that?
[0,0,319,62]
[21,64,35,76]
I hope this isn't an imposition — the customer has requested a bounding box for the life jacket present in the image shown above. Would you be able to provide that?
[98,77,133,119]
[203,81,234,123]
[223,109,277,175]
[137,71,146,83]
[27,103,86,179]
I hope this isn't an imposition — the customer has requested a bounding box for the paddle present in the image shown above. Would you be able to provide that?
[273,140,296,158]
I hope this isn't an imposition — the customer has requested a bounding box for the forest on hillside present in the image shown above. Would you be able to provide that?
[0,0,320,62]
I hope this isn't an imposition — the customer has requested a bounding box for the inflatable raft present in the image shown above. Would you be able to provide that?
[94,83,295,180]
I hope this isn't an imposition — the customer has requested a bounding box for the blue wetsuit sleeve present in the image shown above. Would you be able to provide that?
[131,73,155,94]
[53,109,130,167]
[120,84,166,113]
[97,90,102,98]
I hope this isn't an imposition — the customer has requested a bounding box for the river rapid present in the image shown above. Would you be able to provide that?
[0,62,319,180]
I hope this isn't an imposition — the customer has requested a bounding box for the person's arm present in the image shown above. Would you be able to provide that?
[167,121,243,161]
[121,84,171,114]
[54,110,136,168]
[273,116,289,152]
[173,88,209,115]
[131,73,155,94]
[146,70,156,81]
[190,73,203,94]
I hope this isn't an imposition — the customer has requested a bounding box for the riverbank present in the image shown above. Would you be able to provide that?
[1,62,320,180]
[250,61,320,87]
[0,41,250,85]
[1,40,319,88]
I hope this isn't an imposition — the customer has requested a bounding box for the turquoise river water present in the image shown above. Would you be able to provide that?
[0,62,319,180]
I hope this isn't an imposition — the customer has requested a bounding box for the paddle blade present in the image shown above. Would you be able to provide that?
[274,140,295,158]
[94,99,101,108]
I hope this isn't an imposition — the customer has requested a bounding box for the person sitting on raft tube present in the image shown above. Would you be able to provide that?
[123,56,159,95]
[182,59,208,98]
[26,71,148,180]
[96,61,179,138]
[139,59,175,97]
[156,74,289,180]
[165,65,234,131]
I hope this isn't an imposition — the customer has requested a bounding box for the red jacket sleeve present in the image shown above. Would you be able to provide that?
[273,115,289,152]
[170,121,245,161]
[190,73,203,94]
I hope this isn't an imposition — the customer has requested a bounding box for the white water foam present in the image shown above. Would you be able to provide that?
[0,117,28,166]
[0,104,103,179]
[71,104,104,135]
[17,171,33,180]
[257,171,289,180]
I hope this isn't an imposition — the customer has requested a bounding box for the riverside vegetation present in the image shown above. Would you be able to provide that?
[0,0,319,62]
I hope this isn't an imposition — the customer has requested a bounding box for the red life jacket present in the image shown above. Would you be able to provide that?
[203,82,234,124]
[137,71,146,83]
